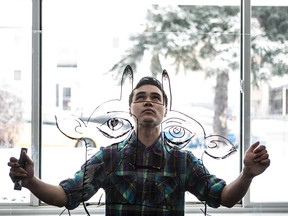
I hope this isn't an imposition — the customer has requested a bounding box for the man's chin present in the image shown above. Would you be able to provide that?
[141,121,154,126]
[139,119,161,127]
[139,117,153,123]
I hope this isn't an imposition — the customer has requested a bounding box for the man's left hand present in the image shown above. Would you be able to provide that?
[243,141,270,178]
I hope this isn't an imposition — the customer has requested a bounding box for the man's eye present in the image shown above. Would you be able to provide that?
[152,96,161,101]
[135,95,145,101]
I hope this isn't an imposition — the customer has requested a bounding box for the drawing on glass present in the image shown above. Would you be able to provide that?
[55,65,237,216]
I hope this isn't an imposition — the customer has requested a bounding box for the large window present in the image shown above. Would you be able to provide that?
[0,0,32,204]
[1,0,288,214]
[249,0,288,205]
[41,0,241,206]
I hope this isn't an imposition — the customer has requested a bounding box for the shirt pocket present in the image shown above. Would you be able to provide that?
[105,173,137,205]
[155,175,183,207]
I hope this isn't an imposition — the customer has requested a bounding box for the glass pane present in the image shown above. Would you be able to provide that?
[42,0,240,209]
[0,0,32,203]
[251,1,288,203]
[42,0,148,203]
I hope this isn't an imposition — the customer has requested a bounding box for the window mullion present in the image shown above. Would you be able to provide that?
[241,0,252,207]
[31,0,42,206]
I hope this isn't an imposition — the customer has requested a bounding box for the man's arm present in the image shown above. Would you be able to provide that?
[25,176,67,207]
[220,141,270,207]
[8,151,67,207]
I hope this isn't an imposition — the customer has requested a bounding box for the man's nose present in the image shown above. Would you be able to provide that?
[144,98,153,106]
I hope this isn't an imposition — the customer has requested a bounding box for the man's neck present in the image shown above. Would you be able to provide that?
[135,126,161,147]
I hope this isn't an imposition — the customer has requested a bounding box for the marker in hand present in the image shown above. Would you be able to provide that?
[14,148,28,190]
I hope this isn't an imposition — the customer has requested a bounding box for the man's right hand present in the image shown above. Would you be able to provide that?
[8,150,34,188]
[8,150,68,207]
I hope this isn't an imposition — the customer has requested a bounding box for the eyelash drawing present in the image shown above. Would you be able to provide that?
[55,65,237,216]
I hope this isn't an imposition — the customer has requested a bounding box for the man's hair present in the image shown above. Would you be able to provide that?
[129,76,168,107]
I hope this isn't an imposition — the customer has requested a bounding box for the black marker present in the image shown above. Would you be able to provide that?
[14,148,28,190]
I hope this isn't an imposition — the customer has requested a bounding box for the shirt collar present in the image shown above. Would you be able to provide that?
[129,132,163,154]
[124,131,165,170]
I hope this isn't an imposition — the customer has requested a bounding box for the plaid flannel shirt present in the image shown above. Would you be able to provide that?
[60,132,226,216]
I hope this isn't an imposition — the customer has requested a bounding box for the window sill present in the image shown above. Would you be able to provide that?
[0,204,288,215]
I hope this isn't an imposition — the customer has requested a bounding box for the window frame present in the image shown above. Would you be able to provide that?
[2,0,288,214]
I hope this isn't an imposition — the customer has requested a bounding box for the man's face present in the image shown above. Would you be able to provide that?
[129,84,167,126]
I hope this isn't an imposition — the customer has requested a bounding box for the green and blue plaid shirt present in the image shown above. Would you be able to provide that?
[60,132,226,215]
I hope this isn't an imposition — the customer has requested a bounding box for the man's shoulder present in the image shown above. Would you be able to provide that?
[100,143,124,155]
[164,146,194,160]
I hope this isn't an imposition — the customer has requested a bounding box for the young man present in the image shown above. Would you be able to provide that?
[8,77,270,215]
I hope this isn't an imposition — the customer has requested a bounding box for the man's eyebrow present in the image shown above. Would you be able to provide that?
[135,91,146,96]
[135,91,161,96]
[150,92,162,97]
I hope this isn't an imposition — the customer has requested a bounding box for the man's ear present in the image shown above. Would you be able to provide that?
[164,108,168,117]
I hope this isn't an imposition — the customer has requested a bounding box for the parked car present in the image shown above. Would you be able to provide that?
[17,109,101,148]
[16,120,99,148]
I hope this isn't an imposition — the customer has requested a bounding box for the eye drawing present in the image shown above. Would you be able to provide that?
[162,117,195,149]
[97,114,133,140]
